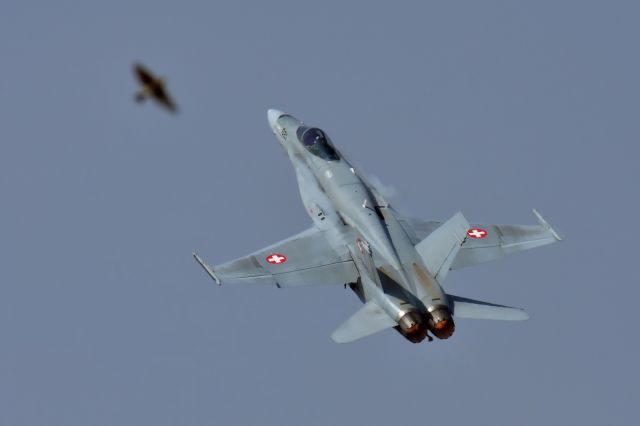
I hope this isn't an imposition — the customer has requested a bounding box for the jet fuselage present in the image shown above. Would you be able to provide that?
[267,110,454,342]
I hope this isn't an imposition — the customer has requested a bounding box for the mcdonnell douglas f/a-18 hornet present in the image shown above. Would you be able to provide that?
[193,110,562,344]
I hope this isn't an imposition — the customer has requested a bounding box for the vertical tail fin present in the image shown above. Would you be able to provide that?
[414,212,469,283]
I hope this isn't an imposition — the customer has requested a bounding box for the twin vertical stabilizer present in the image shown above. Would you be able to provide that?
[415,211,469,284]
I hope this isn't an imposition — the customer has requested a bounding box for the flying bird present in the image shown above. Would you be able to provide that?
[132,63,178,113]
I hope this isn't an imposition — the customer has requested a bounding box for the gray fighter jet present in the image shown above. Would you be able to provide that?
[132,63,178,113]
[193,110,562,344]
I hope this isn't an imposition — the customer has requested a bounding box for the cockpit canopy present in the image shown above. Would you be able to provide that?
[296,127,340,161]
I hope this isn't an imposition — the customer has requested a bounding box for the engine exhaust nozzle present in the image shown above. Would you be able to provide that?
[397,311,429,343]
[428,306,455,339]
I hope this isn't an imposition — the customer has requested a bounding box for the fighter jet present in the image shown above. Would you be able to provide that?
[132,63,178,113]
[193,110,562,344]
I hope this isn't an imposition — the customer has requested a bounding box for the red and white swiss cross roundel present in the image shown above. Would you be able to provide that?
[467,228,488,239]
[266,253,287,265]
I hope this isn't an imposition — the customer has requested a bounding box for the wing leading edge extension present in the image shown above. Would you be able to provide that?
[193,227,358,288]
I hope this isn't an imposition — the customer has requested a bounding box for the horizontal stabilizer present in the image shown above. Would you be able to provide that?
[448,294,529,321]
[415,211,469,283]
[331,301,397,343]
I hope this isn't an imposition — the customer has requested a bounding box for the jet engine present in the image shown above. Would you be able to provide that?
[395,306,455,343]
[427,305,455,339]
[396,311,429,343]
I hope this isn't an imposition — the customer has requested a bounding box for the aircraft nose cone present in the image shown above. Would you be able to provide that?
[267,109,285,128]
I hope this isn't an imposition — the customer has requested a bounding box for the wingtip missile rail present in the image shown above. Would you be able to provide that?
[532,209,563,241]
[192,252,221,285]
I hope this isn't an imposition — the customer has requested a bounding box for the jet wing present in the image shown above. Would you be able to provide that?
[193,227,358,287]
[398,209,562,270]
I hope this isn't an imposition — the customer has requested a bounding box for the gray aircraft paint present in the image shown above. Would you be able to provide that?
[269,109,452,341]
[193,109,561,344]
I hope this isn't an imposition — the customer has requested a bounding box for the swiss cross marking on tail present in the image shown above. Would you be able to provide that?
[355,238,371,256]
[467,228,488,239]
[266,253,287,264]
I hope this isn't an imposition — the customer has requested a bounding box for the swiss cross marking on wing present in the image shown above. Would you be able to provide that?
[266,253,287,264]
[467,228,488,239]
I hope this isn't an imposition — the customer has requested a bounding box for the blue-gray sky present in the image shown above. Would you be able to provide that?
[1,1,638,425]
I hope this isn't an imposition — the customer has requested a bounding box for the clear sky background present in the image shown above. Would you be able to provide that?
[1,1,638,425]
